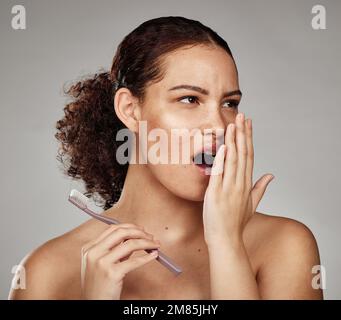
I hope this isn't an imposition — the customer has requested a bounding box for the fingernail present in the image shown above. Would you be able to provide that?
[218,144,226,154]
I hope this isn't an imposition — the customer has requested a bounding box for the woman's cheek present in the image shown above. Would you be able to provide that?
[142,109,209,200]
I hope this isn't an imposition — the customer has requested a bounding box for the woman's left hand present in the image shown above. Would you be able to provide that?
[203,112,275,248]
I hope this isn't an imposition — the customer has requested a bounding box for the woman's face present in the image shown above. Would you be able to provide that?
[139,44,241,201]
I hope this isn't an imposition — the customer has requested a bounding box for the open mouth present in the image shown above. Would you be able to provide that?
[192,151,216,168]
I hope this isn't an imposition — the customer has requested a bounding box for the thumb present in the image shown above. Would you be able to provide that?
[251,174,275,211]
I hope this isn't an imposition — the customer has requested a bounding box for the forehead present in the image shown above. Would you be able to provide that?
[158,44,238,89]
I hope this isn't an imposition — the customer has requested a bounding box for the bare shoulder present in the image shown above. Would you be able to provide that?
[250,211,323,299]
[8,219,103,300]
[251,211,319,250]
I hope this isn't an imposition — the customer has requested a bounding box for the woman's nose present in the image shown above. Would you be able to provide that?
[200,108,226,136]
[196,111,226,150]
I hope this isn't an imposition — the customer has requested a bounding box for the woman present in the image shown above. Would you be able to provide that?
[9,16,323,300]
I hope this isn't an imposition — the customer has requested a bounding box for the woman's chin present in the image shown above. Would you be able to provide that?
[172,180,208,202]
[150,163,211,201]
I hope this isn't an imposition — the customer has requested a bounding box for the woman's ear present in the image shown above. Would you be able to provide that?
[114,88,142,132]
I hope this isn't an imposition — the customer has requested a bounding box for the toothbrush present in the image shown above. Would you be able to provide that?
[68,189,182,276]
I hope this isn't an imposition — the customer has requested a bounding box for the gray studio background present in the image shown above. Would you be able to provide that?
[1,0,340,299]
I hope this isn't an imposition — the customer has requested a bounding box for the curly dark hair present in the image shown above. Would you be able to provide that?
[55,16,235,210]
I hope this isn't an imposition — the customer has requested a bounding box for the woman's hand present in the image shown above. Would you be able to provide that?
[203,112,275,248]
[80,223,160,300]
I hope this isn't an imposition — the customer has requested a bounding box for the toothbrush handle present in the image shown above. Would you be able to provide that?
[145,249,182,275]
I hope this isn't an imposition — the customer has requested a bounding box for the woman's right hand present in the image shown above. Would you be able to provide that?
[80,223,161,300]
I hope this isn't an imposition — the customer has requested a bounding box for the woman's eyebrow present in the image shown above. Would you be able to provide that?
[168,84,242,98]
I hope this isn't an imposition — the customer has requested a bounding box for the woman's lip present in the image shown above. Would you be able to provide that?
[191,160,212,176]
[203,144,217,154]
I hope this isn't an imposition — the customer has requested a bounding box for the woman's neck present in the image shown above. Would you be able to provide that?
[104,163,205,245]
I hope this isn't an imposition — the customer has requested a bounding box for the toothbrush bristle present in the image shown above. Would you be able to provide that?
[69,189,89,210]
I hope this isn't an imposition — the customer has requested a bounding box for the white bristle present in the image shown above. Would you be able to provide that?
[69,189,89,210]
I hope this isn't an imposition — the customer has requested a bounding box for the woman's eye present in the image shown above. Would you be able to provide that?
[222,100,239,109]
[178,96,199,104]
[178,96,239,109]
